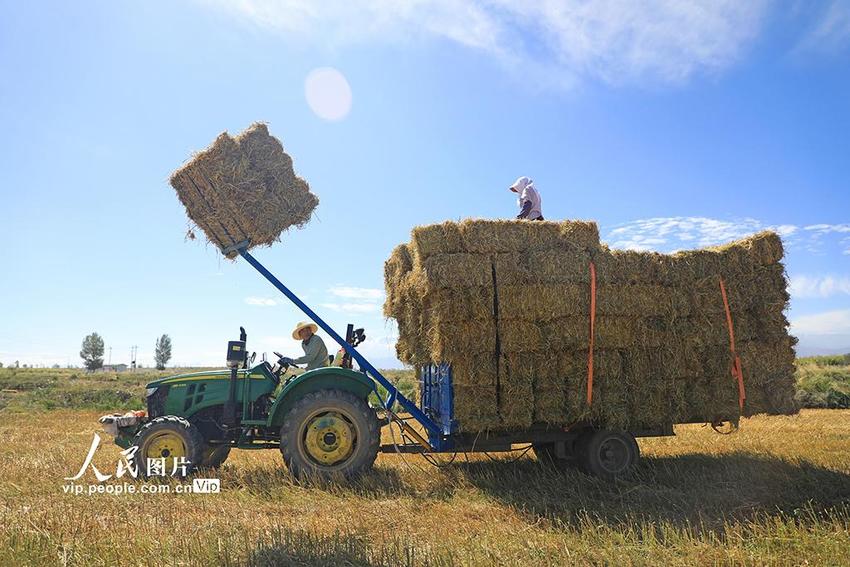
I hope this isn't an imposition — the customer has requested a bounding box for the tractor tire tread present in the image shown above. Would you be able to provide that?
[280,389,379,481]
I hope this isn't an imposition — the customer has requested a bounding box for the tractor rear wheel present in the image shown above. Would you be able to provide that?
[280,389,380,481]
[132,416,204,478]
[199,445,231,469]
[578,429,639,480]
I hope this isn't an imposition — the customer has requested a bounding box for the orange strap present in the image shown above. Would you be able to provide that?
[587,262,597,405]
[719,277,746,411]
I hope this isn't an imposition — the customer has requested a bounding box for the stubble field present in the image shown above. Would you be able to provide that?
[1,403,848,566]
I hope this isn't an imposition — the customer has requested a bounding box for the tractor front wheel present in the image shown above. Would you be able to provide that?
[132,416,204,478]
[280,389,379,481]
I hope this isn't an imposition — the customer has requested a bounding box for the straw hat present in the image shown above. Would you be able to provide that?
[291,321,318,340]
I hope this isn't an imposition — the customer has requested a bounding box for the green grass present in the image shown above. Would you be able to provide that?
[0,367,178,412]
[0,366,419,414]
[795,354,850,409]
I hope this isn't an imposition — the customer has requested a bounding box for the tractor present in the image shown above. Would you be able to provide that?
[111,325,383,479]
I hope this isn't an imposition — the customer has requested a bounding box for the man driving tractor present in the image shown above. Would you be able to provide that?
[280,321,329,370]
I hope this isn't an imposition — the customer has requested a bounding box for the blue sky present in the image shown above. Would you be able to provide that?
[1,1,849,368]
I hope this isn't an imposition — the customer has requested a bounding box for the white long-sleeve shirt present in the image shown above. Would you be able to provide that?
[518,185,543,220]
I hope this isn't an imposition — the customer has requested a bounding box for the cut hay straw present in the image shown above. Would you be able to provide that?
[170,123,318,257]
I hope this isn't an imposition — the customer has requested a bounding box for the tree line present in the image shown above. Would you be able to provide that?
[79,332,172,371]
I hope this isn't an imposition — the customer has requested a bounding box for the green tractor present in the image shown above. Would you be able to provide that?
[110,326,383,480]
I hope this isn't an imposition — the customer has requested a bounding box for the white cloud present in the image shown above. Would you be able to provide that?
[322,286,383,313]
[244,297,278,306]
[772,224,798,237]
[795,0,850,54]
[328,286,384,300]
[804,223,850,233]
[320,302,380,313]
[791,309,850,336]
[200,0,769,87]
[790,275,850,299]
[605,217,850,254]
[803,223,850,255]
[607,216,772,251]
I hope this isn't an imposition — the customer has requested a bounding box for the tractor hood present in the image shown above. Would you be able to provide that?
[145,367,250,389]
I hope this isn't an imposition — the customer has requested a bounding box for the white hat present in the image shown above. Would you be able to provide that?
[509,176,532,192]
[291,321,318,340]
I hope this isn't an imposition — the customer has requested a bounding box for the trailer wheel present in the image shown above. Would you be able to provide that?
[199,445,231,469]
[132,416,204,478]
[280,389,379,481]
[579,429,639,480]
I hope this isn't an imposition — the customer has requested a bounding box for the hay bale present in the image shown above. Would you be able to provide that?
[424,286,494,323]
[170,123,318,257]
[708,231,784,266]
[498,283,691,320]
[461,219,600,253]
[499,353,535,429]
[384,244,413,283]
[498,284,587,321]
[520,355,572,425]
[419,254,492,288]
[427,320,496,361]
[495,249,593,285]
[411,222,465,259]
[689,264,788,314]
[594,250,678,285]
[580,350,627,426]
[383,220,796,432]
[453,385,499,432]
[383,244,413,317]
[451,354,498,386]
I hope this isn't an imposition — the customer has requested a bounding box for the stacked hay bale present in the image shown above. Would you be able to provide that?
[384,220,795,433]
[170,123,318,257]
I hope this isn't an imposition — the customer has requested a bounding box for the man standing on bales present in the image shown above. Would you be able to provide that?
[510,176,544,220]
[281,321,329,371]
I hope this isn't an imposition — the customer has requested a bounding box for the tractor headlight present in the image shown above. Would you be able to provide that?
[145,387,158,398]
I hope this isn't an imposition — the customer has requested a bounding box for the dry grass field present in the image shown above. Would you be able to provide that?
[1,406,848,566]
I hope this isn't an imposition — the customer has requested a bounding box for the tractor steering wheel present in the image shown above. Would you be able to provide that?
[272,351,299,379]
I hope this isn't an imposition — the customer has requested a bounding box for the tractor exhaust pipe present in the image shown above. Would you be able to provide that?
[224,328,247,426]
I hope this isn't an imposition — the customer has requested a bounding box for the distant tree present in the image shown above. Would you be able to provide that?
[80,332,105,371]
[0,362,3,368]
[52,363,60,369]
[154,334,172,370]
[14,360,19,369]
[22,364,28,368]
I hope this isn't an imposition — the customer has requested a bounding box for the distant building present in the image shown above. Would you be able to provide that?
[102,363,129,372]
